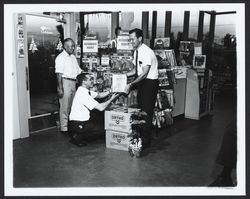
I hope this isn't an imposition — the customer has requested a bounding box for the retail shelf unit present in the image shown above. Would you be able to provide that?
[184,68,213,120]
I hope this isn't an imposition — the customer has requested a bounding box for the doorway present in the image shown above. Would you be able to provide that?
[26,14,63,132]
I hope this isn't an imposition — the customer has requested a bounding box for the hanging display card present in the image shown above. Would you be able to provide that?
[112,74,127,93]
[117,35,133,50]
[82,39,98,53]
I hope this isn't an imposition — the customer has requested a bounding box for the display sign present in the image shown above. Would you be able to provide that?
[117,35,133,50]
[112,74,127,93]
[154,37,170,48]
[82,39,98,53]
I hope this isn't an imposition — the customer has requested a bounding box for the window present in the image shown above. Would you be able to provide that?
[119,12,142,32]
[189,11,199,40]
[84,13,112,45]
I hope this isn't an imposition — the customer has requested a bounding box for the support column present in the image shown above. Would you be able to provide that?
[207,11,216,69]
[64,13,76,40]
[197,11,204,42]
[80,12,85,69]
[151,11,157,48]
[142,11,149,40]
[164,11,172,37]
[111,12,119,39]
[208,11,216,46]
[183,11,190,41]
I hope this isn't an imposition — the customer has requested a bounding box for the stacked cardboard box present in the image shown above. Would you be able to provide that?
[104,107,140,151]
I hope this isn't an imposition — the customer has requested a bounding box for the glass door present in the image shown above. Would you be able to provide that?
[26,14,63,132]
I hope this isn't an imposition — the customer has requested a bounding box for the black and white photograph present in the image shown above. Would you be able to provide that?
[3,2,246,197]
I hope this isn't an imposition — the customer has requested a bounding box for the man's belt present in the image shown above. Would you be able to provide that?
[63,77,76,81]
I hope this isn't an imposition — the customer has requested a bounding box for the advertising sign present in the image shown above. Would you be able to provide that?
[117,35,133,50]
[82,39,98,53]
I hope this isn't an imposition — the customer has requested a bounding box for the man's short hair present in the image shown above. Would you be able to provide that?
[63,38,74,47]
[76,72,90,85]
[129,28,143,41]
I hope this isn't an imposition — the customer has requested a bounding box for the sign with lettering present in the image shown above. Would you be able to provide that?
[117,35,133,50]
[82,39,98,53]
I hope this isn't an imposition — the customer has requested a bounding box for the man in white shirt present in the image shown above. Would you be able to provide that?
[55,38,82,134]
[125,28,159,150]
[68,73,119,147]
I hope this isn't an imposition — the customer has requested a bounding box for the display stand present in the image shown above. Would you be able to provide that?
[184,68,213,120]
[173,77,186,117]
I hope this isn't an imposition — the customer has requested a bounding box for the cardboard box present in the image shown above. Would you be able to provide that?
[106,130,131,151]
[104,108,140,132]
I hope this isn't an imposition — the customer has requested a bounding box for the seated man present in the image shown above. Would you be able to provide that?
[68,73,119,147]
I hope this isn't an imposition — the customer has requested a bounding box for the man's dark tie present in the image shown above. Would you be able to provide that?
[88,90,91,95]
[135,50,138,77]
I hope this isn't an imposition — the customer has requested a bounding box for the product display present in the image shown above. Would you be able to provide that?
[153,89,174,128]
[154,49,177,68]
[185,68,213,120]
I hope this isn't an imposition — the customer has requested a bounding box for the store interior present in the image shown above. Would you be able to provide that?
[11,8,239,189]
